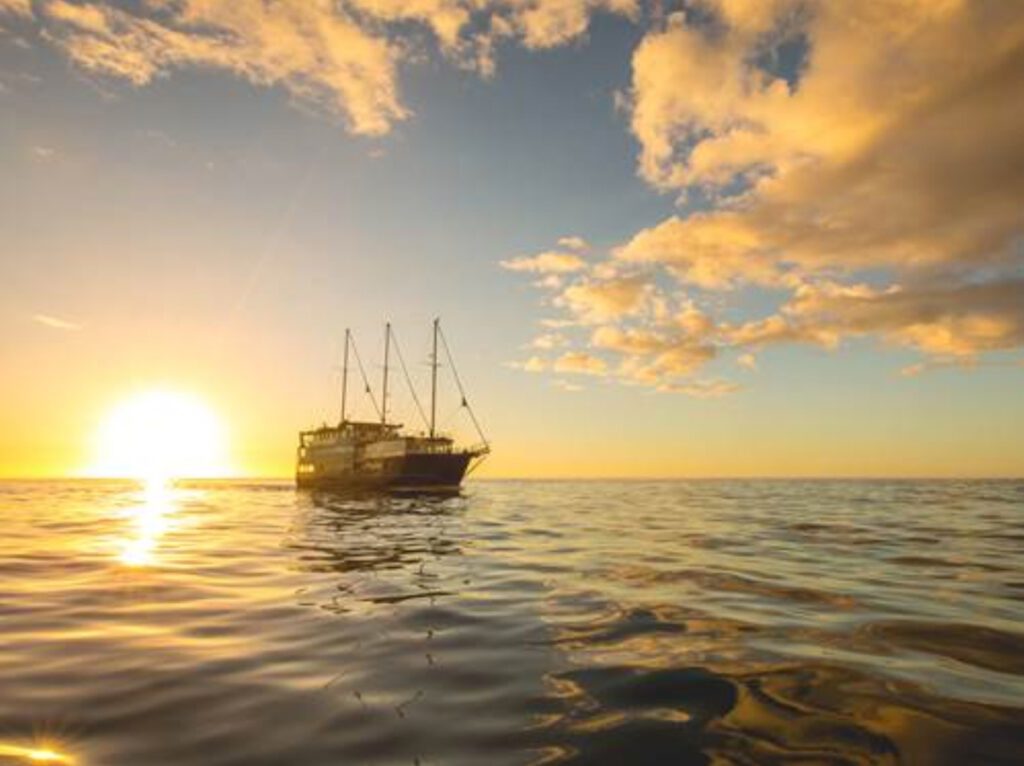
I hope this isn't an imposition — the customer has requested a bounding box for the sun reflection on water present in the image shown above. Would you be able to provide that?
[0,742,76,764]
[119,478,175,567]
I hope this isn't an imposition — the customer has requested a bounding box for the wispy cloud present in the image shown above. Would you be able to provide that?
[32,313,81,331]
[556,235,588,252]
[552,379,583,392]
[500,250,587,274]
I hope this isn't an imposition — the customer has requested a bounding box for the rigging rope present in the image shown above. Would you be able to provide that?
[438,325,489,448]
[349,335,381,420]
[389,327,431,432]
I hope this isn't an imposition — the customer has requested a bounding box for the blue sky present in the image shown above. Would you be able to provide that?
[2,1,1023,477]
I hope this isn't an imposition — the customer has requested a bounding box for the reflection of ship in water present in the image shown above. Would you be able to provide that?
[297,319,489,491]
[290,491,466,611]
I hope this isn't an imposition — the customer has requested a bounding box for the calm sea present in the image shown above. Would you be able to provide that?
[1,480,1022,765]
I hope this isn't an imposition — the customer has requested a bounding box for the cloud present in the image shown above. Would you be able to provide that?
[500,249,587,274]
[347,0,471,52]
[736,353,757,371]
[41,0,407,135]
[0,0,31,17]
[614,213,786,290]
[656,378,740,398]
[554,350,607,375]
[557,235,589,251]
[506,0,1024,393]
[626,1,1024,278]
[512,0,638,49]
[31,0,637,134]
[32,313,81,330]
[530,332,568,349]
[749,278,1024,358]
[31,145,56,159]
[508,355,549,372]
[558,275,650,322]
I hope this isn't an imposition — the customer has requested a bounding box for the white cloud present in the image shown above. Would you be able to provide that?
[556,235,588,251]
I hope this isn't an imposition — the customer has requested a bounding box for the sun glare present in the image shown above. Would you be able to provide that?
[88,390,232,481]
[0,742,75,764]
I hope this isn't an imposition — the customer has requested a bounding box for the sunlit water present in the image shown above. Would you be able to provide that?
[1,480,1022,765]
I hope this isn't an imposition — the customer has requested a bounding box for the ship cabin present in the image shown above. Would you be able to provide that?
[296,419,460,482]
[299,420,400,448]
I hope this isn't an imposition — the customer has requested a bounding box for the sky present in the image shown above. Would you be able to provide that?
[1,0,1023,478]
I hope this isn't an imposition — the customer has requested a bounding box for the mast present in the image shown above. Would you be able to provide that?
[340,328,350,425]
[381,322,391,425]
[430,318,439,438]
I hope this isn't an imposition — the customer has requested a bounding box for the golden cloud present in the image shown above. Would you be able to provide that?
[554,350,607,375]
[0,0,31,17]
[507,0,1024,393]
[500,250,588,274]
[558,275,650,323]
[33,0,637,133]
[41,0,406,135]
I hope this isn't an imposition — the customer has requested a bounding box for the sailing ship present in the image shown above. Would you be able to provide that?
[296,319,490,490]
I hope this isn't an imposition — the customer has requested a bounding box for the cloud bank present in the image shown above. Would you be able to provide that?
[506,0,1024,394]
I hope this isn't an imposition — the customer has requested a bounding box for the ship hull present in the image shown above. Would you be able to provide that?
[296,451,473,491]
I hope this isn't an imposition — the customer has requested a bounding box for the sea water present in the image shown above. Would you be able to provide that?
[1,479,1022,765]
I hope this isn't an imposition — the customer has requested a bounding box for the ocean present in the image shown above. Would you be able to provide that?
[1,479,1022,765]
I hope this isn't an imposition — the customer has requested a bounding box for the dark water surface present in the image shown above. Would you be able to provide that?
[1,480,1023,765]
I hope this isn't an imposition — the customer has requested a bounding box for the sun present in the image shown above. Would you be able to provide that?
[87,390,232,481]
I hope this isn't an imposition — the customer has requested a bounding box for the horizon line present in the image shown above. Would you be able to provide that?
[1,474,1022,482]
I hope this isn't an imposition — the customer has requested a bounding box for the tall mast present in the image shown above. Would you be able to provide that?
[430,318,439,438]
[381,322,391,425]
[340,328,350,425]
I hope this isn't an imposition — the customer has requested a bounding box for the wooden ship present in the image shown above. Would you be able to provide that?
[296,319,489,490]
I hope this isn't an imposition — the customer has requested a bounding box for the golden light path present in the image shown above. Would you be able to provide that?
[119,478,175,567]
[87,390,232,483]
[0,742,75,764]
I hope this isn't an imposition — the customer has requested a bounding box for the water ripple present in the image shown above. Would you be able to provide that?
[0,479,1022,765]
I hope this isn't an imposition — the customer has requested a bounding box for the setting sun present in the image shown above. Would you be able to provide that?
[87,390,232,481]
